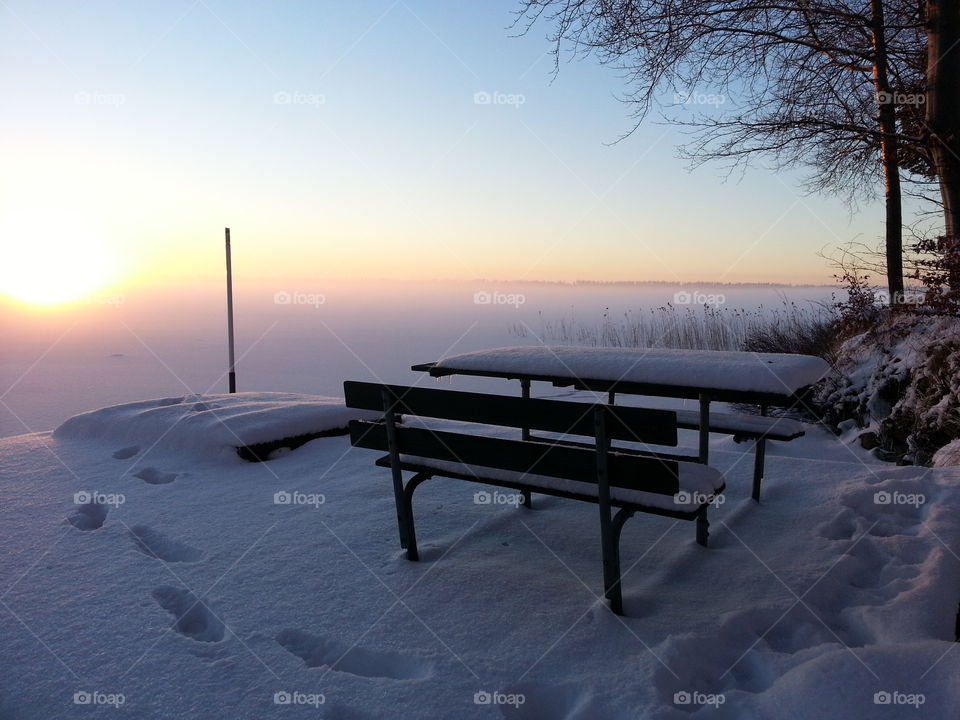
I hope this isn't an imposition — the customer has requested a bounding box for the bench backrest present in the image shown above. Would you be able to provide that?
[343,381,678,446]
[344,381,682,495]
[349,421,681,494]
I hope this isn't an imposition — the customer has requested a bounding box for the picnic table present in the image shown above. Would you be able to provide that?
[412,346,831,498]
[345,379,727,614]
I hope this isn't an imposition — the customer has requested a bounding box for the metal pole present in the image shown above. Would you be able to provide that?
[225,227,236,393]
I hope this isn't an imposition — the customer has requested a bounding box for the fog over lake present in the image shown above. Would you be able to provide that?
[1,281,836,437]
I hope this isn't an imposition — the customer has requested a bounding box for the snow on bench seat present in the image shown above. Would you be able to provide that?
[390,453,725,513]
[672,410,805,440]
[433,346,830,397]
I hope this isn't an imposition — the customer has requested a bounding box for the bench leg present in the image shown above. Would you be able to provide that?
[604,508,635,615]
[395,505,410,551]
[400,473,430,561]
[696,506,709,547]
[520,379,531,443]
[752,404,768,502]
[752,438,766,503]
[521,489,532,508]
[698,394,711,464]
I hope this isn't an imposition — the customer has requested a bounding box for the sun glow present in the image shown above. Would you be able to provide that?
[0,211,116,306]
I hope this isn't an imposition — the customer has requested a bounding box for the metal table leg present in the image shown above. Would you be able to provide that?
[698,394,711,464]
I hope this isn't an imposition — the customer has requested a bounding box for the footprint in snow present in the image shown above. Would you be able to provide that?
[134,468,178,485]
[854,483,928,535]
[129,525,203,563]
[112,445,140,460]
[157,397,184,407]
[275,628,432,680]
[152,586,225,642]
[816,509,858,541]
[67,502,109,531]
[651,604,840,703]
[819,476,932,543]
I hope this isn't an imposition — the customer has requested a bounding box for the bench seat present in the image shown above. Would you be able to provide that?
[379,453,724,514]
[672,410,804,441]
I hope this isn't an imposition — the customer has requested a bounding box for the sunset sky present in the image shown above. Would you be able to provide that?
[1,0,890,307]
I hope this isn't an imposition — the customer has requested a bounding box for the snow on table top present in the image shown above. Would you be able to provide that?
[433,346,831,396]
[53,392,377,458]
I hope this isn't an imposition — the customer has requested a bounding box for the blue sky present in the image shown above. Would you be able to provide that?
[0,0,890,301]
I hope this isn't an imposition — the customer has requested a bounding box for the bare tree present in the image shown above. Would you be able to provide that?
[925,0,960,290]
[516,1,938,301]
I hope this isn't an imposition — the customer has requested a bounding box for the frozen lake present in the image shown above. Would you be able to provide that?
[1,281,835,437]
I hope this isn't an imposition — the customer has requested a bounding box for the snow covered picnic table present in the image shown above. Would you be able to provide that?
[414,346,831,497]
[413,346,831,406]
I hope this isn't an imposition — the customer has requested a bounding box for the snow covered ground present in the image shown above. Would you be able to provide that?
[1,390,958,719]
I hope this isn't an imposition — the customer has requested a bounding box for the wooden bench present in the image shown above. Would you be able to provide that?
[343,381,725,615]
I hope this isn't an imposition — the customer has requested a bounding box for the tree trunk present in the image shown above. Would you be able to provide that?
[926,0,960,290]
[871,0,905,304]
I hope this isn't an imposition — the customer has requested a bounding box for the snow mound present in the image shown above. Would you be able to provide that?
[53,392,376,458]
[435,345,830,395]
